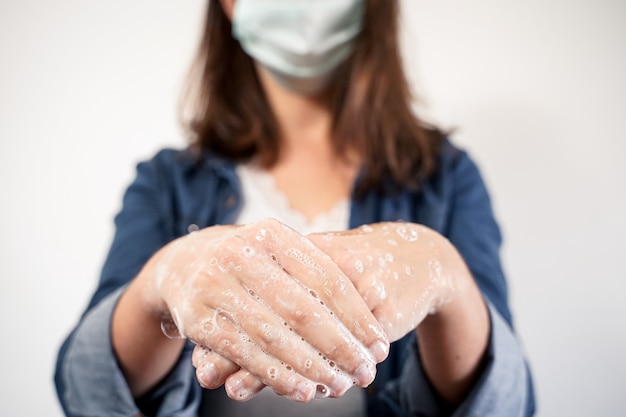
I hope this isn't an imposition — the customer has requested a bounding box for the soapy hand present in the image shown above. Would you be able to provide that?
[148,218,389,402]
[308,222,460,342]
[197,222,462,400]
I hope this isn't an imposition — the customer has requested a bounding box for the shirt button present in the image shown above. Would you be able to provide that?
[187,224,200,233]
[225,195,237,208]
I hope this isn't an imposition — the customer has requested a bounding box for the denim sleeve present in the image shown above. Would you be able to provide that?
[380,301,531,416]
[54,149,201,416]
[445,148,535,414]
[57,287,201,417]
[441,146,534,414]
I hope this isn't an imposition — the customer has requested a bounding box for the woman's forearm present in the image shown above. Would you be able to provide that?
[111,260,186,398]
[416,259,490,405]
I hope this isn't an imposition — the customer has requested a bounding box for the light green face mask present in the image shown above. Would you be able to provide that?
[232,0,365,95]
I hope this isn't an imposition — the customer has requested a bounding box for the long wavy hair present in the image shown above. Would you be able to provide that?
[180,0,443,195]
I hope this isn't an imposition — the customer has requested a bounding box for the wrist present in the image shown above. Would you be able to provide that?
[112,264,187,397]
[415,246,490,404]
[426,233,473,317]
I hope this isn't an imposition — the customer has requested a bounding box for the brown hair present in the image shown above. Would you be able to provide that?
[181,0,444,195]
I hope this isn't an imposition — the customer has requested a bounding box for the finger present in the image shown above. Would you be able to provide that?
[306,231,393,306]
[224,370,266,402]
[223,369,334,401]
[233,259,377,388]
[244,219,390,362]
[284,238,389,361]
[310,227,440,343]
[209,220,383,386]
[192,345,240,389]
[193,312,319,401]
[212,233,377,386]
[185,282,355,397]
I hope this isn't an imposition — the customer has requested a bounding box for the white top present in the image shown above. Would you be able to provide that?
[235,163,350,235]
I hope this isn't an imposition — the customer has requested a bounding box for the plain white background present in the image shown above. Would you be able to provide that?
[1,0,624,415]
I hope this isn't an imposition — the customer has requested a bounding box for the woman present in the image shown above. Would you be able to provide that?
[55,0,535,415]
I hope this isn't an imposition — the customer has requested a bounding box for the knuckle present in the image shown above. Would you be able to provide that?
[372,305,395,334]
[245,218,281,239]
[193,269,220,289]
[327,339,350,360]
[260,218,294,240]
[339,251,365,275]
[290,309,316,328]
[257,322,288,348]
[259,217,281,230]
[191,345,211,367]
[216,238,240,262]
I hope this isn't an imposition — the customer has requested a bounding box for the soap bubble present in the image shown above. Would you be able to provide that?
[396,225,419,242]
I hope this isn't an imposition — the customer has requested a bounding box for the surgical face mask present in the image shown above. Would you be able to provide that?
[232,0,365,95]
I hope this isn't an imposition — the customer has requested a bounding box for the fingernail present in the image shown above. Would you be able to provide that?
[369,340,390,362]
[329,373,353,396]
[295,382,314,402]
[227,376,244,395]
[198,362,218,387]
[233,386,254,401]
[354,362,376,386]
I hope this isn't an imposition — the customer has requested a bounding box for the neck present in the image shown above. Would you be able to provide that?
[256,65,333,154]
[254,65,360,221]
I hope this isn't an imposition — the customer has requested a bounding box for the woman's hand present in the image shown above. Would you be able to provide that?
[197,221,470,399]
[141,218,389,401]
[307,222,464,342]
[312,222,490,404]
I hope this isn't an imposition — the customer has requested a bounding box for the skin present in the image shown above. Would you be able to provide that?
[114,220,389,402]
[313,225,490,404]
[196,224,490,404]
[113,0,490,410]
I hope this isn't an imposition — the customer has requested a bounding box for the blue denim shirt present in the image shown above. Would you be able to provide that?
[54,140,535,416]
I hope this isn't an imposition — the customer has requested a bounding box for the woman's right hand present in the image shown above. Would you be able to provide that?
[140,218,389,401]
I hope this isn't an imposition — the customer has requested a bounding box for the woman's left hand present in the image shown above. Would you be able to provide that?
[193,222,465,397]
[307,222,462,342]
